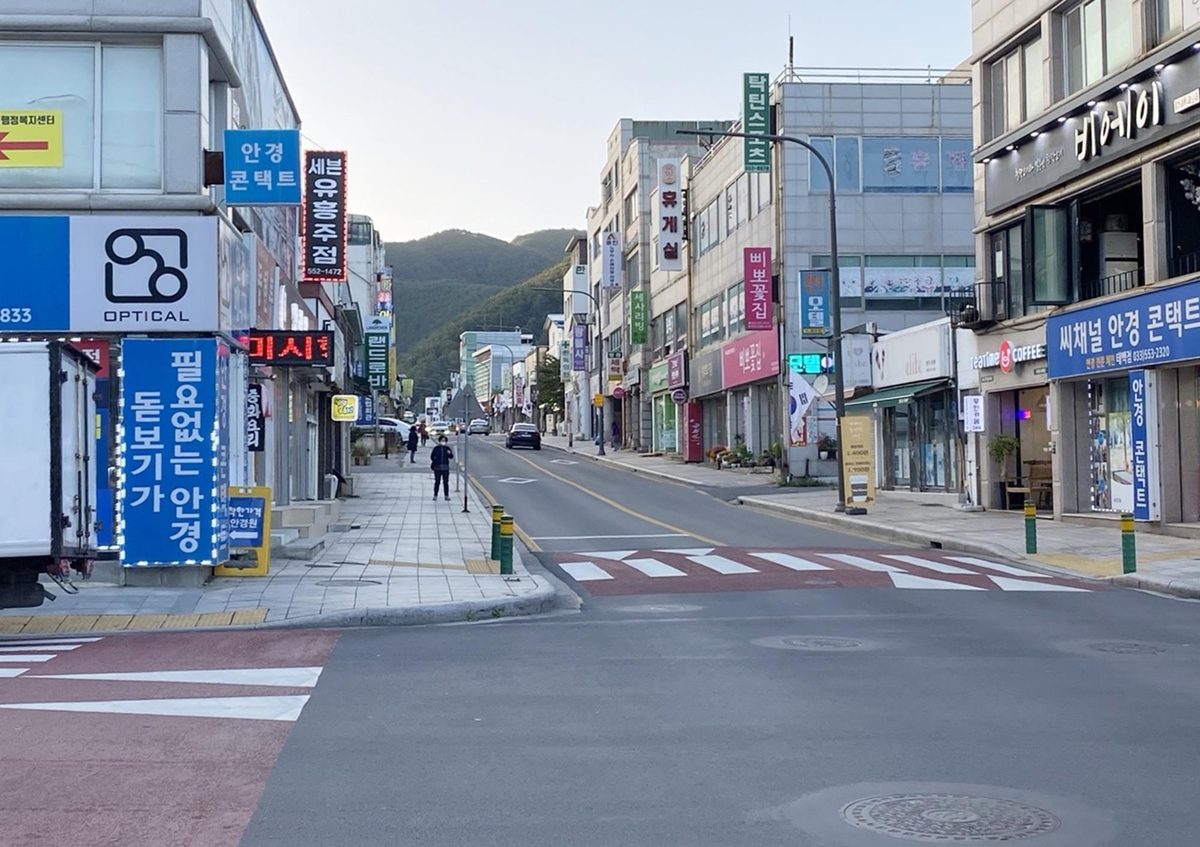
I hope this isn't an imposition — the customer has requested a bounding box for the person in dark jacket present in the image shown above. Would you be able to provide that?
[406,425,419,464]
[430,435,454,500]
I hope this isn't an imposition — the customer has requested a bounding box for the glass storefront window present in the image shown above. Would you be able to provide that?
[101,46,162,190]
[1088,376,1133,512]
[653,396,677,452]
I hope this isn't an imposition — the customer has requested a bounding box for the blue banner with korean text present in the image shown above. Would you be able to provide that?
[1046,278,1200,379]
[119,338,230,567]
[223,129,302,205]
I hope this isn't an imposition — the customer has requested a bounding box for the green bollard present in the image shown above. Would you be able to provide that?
[1024,499,1037,554]
[499,515,514,576]
[1121,512,1136,574]
[490,503,504,561]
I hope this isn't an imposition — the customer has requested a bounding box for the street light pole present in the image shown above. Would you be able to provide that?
[676,128,850,513]
[533,286,605,456]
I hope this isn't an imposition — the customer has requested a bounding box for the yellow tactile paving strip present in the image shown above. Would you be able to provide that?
[0,608,268,636]
[1030,551,1191,578]
[464,557,500,575]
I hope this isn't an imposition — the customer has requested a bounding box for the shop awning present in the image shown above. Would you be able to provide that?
[843,379,949,411]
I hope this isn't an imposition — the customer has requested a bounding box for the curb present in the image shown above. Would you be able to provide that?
[736,495,1102,583]
[1110,573,1200,600]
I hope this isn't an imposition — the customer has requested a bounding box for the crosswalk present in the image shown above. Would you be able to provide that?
[547,547,1094,596]
[0,636,103,676]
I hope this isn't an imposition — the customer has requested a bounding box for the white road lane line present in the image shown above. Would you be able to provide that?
[688,555,758,575]
[882,555,977,575]
[622,558,687,578]
[559,562,614,581]
[945,556,1053,578]
[817,553,905,572]
[749,552,831,571]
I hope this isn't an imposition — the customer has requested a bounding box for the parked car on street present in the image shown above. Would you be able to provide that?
[505,423,541,450]
[467,418,490,435]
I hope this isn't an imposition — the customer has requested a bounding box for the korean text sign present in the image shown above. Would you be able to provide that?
[630,290,648,345]
[800,270,831,337]
[744,248,773,331]
[572,323,588,371]
[120,338,229,566]
[743,73,771,173]
[243,330,333,367]
[602,232,622,289]
[302,150,347,282]
[223,129,301,205]
[1046,278,1200,378]
[1129,371,1160,521]
[246,383,265,452]
[722,328,780,389]
[657,158,683,271]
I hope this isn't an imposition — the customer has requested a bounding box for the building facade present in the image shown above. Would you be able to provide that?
[970,0,1200,531]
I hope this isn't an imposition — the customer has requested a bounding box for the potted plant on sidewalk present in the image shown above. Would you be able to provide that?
[988,433,1021,506]
[817,434,838,461]
[352,441,372,466]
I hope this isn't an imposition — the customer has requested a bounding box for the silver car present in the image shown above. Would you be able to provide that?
[466,418,490,435]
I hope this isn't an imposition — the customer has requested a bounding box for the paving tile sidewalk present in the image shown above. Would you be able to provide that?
[738,488,1200,598]
[0,460,554,636]
[541,434,777,488]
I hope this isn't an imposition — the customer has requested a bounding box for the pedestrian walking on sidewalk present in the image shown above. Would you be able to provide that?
[406,425,419,464]
[419,422,428,447]
[611,420,620,450]
[430,435,454,501]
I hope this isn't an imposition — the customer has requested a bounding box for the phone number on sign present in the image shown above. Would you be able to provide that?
[1132,346,1171,363]
[0,308,32,324]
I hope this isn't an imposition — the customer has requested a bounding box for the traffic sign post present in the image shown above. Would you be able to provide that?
[214,486,272,577]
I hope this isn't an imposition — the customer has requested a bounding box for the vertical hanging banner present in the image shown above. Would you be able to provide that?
[800,270,832,337]
[119,338,230,567]
[559,340,570,377]
[629,290,648,345]
[657,158,683,271]
[743,73,771,173]
[744,247,773,331]
[364,315,391,391]
[246,383,265,452]
[601,232,622,289]
[1129,370,1160,521]
[301,150,347,282]
[572,322,588,371]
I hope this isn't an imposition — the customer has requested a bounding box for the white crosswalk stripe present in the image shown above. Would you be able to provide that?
[0,668,29,678]
[749,552,831,571]
[656,548,716,556]
[882,555,976,575]
[890,572,986,590]
[0,655,57,663]
[688,555,758,575]
[946,556,1052,578]
[623,558,687,578]
[559,561,613,581]
[0,644,83,653]
[817,553,905,572]
[987,576,1089,592]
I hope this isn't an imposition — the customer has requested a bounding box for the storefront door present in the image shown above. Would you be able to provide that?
[1087,376,1133,512]
[886,406,912,488]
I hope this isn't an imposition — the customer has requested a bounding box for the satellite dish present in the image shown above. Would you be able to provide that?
[814,375,829,394]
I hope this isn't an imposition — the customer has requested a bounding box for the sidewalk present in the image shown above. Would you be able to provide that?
[541,434,778,488]
[0,459,555,637]
[738,488,1200,599]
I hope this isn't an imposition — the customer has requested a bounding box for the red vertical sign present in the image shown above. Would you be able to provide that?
[684,400,704,463]
[744,247,773,331]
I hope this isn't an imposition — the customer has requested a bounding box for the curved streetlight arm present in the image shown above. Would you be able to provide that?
[675,127,848,512]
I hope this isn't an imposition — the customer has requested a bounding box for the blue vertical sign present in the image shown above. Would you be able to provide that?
[0,216,70,332]
[120,338,228,566]
[800,270,831,338]
[223,129,302,205]
[1129,370,1157,521]
[355,394,377,426]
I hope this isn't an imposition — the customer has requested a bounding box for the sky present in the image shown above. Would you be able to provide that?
[255,0,971,245]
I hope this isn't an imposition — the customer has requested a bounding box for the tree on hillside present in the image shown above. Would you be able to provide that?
[536,356,564,416]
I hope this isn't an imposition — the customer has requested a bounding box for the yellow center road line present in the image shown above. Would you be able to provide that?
[481,448,724,547]
[469,476,543,553]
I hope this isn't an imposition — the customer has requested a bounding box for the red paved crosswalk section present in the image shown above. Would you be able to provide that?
[0,630,338,847]
[547,548,1098,596]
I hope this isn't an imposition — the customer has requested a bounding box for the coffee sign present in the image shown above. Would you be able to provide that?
[971,340,1046,373]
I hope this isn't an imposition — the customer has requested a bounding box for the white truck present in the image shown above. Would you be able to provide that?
[0,342,100,608]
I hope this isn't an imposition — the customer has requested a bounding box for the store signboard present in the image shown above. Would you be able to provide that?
[629,289,648,345]
[301,150,347,282]
[223,129,302,205]
[744,248,773,330]
[1129,370,1161,521]
[840,415,876,507]
[601,232,622,289]
[743,73,771,173]
[690,349,723,397]
[962,394,985,433]
[657,158,683,271]
[722,328,780,389]
[800,270,831,337]
[572,323,588,371]
[667,351,687,389]
[1047,278,1200,378]
[683,400,704,462]
[872,320,951,388]
[971,339,1047,372]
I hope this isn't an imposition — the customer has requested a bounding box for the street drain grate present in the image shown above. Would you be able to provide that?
[1088,641,1167,655]
[840,793,1061,842]
[316,579,383,587]
[752,635,871,652]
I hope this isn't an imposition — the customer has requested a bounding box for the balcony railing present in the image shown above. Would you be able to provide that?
[949,281,1003,328]
[1168,249,1200,279]
[1080,268,1144,302]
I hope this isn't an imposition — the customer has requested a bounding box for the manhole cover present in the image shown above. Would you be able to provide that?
[840,793,1061,842]
[316,579,383,586]
[609,603,702,614]
[752,635,871,651]
[1088,641,1167,655]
